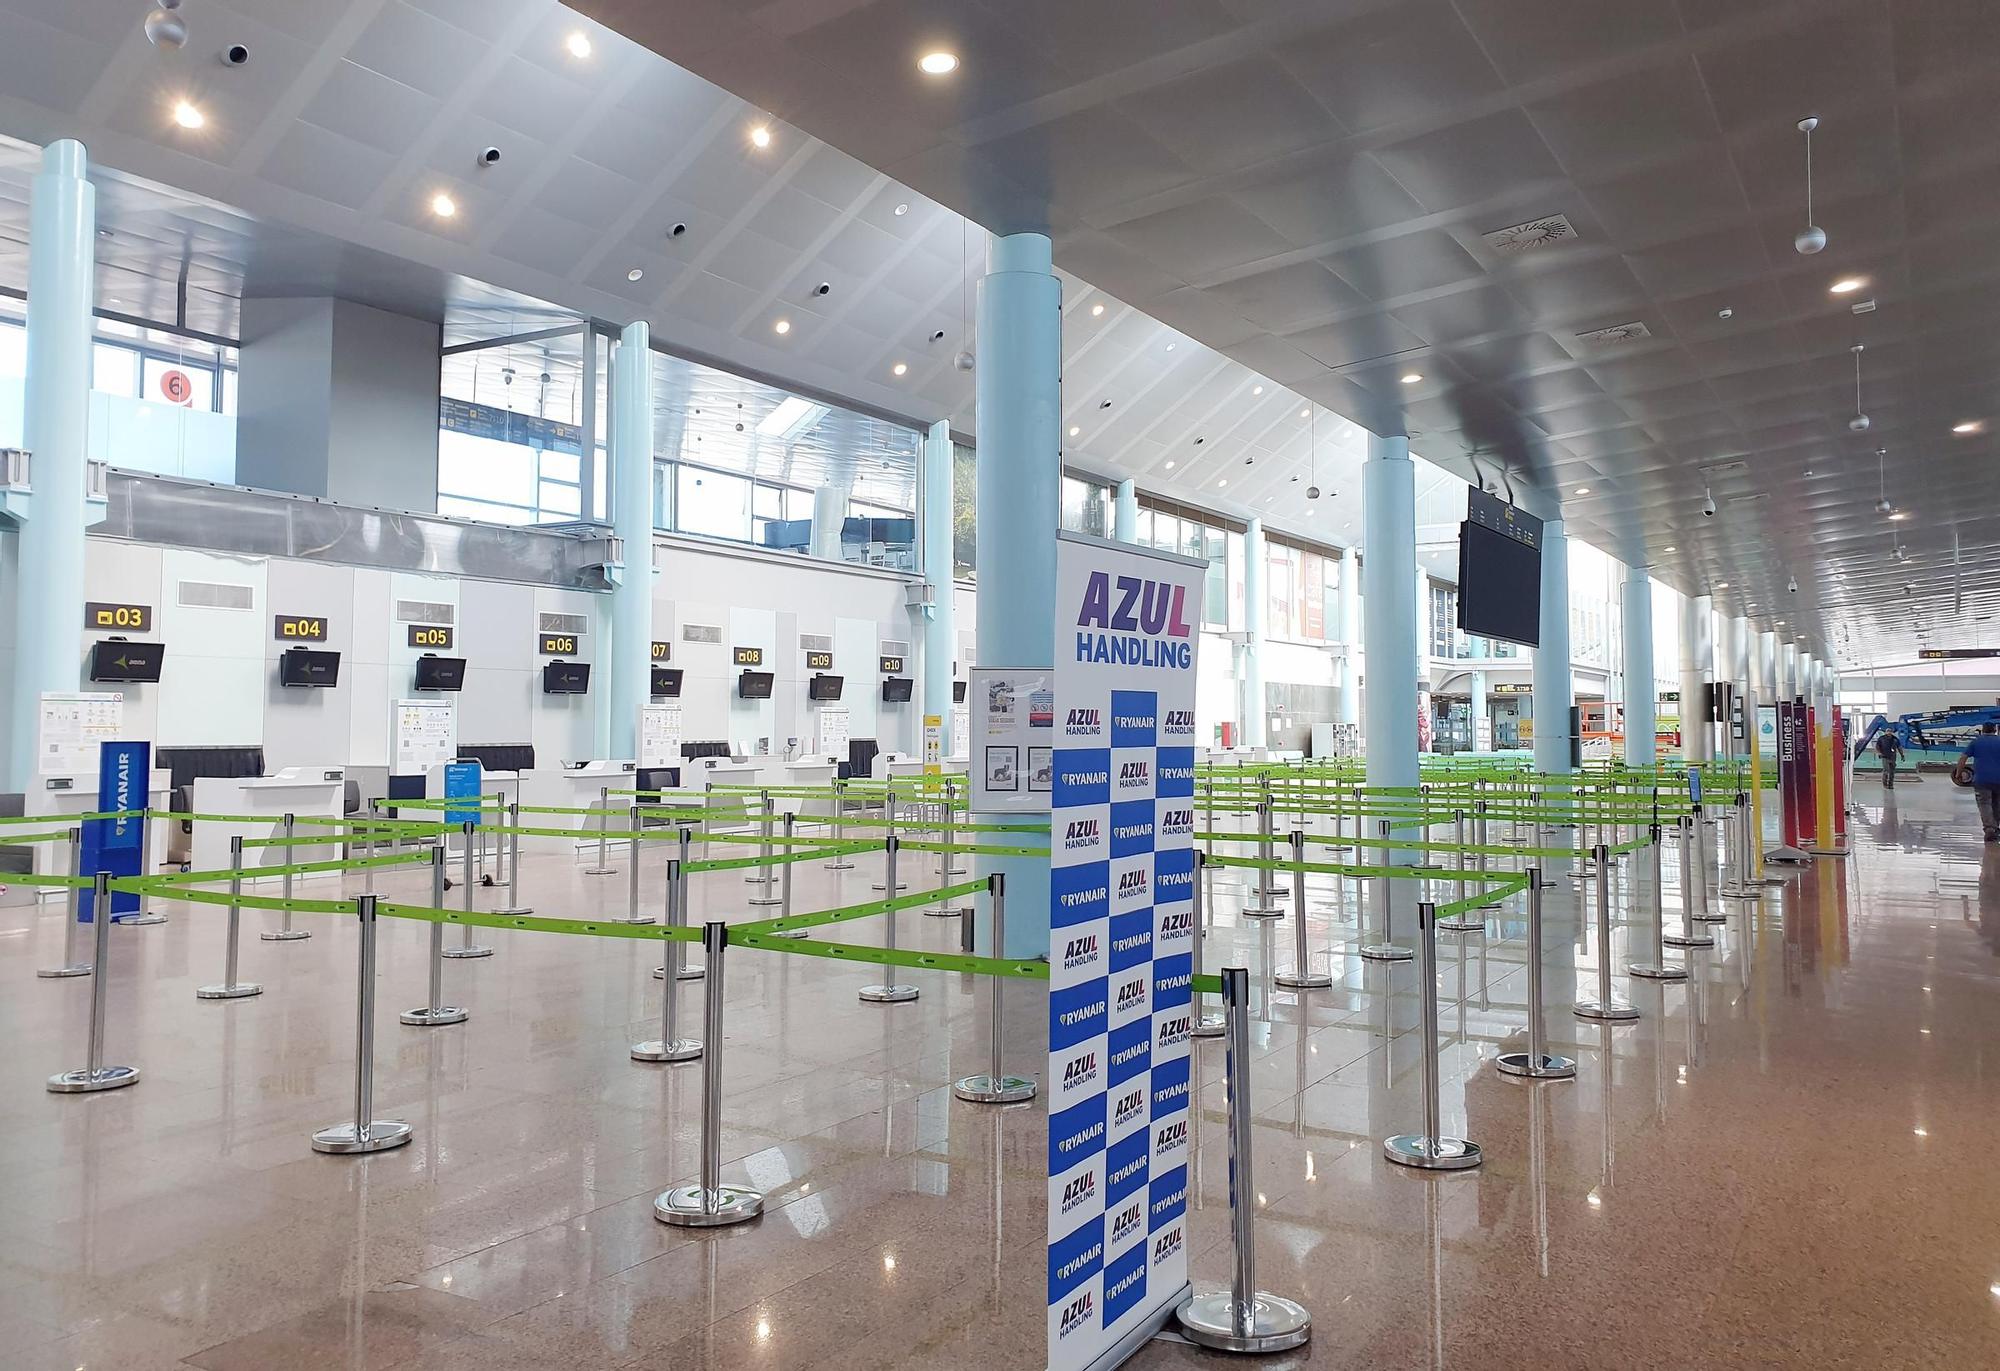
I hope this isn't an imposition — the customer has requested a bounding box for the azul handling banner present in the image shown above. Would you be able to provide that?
[1047,536,1204,1371]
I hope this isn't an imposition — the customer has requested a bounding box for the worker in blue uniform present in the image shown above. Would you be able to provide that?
[1962,723,2000,841]
[1874,730,1904,787]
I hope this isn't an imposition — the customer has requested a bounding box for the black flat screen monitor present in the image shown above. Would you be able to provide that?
[651,666,684,697]
[738,670,774,700]
[87,639,165,683]
[279,647,340,688]
[542,660,591,694]
[881,676,913,703]
[953,680,967,704]
[1455,519,1541,648]
[808,674,844,701]
[414,654,466,691]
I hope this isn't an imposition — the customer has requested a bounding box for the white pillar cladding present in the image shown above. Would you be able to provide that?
[1470,669,1490,751]
[919,419,956,728]
[1361,436,1418,789]
[1622,565,1656,767]
[1713,616,1739,762]
[1336,548,1361,728]
[8,140,95,790]
[809,480,853,560]
[1679,593,1713,762]
[1532,518,1574,781]
[1780,642,1798,701]
[1113,478,1138,543]
[606,320,653,761]
[1242,517,1267,747]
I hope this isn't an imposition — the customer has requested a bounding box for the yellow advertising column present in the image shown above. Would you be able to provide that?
[1810,663,1847,857]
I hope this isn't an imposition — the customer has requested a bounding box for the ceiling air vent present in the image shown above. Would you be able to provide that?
[1574,321,1651,345]
[682,624,722,644]
[1481,214,1577,255]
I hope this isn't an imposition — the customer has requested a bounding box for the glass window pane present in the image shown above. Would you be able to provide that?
[438,494,533,525]
[0,320,24,378]
[221,367,238,416]
[677,466,750,541]
[93,344,137,397]
[538,481,581,517]
[540,448,581,483]
[142,358,214,412]
[439,431,537,508]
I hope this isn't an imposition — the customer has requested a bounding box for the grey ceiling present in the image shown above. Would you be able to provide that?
[575,0,2000,666]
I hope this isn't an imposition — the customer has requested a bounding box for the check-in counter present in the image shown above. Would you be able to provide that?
[190,768,348,882]
[26,768,173,895]
[516,760,637,855]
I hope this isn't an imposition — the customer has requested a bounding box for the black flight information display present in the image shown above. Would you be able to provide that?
[1456,488,1543,649]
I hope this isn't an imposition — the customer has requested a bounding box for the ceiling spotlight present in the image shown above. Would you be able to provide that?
[772,318,791,335]
[1217,479,1227,488]
[894,203,909,216]
[1307,484,1321,499]
[1662,544,1677,553]
[1573,485,1591,495]
[1875,497,1894,514]
[145,0,188,50]
[1848,343,1870,431]
[1953,420,1985,435]
[750,125,772,149]
[1702,488,1717,518]
[429,192,456,218]
[1252,385,1264,396]
[1714,580,1730,589]
[1400,372,1422,385]
[565,31,592,59]
[1165,342,1176,352]
[1717,307,1734,320]
[1091,303,1105,317]
[171,99,205,130]
[918,51,959,75]
[953,350,974,372]
[1787,575,1799,594]
[1829,277,1867,294]
[893,362,909,377]
[626,267,644,282]
[1793,117,1826,254]
[1068,425,1080,437]
[1164,460,1176,470]
[1300,408,1310,419]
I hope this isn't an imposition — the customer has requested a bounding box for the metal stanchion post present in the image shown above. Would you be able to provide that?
[655,830,706,979]
[312,896,411,1152]
[1275,831,1330,989]
[943,778,967,874]
[1360,819,1413,961]
[402,847,468,1026]
[441,821,493,958]
[585,786,616,875]
[927,804,968,916]
[1691,804,1725,922]
[1664,816,1715,950]
[825,779,856,870]
[769,814,808,939]
[1574,845,1639,1021]
[257,813,309,941]
[1628,827,1688,982]
[1495,869,1576,1078]
[1720,794,1758,900]
[634,859,703,1062]
[496,802,532,915]
[655,921,762,1226]
[1177,964,1313,1352]
[1384,902,1483,1169]
[1474,801,1502,909]
[47,873,141,1093]
[198,836,263,999]
[37,828,91,978]
[873,796,908,892]
[860,837,919,1003]
[1437,810,1481,932]
[1242,802,1281,918]
[954,875,1037,1102]
[124,810,166,925]
[621,805,657,923]
[1191,852,1224,1037]
[746,791,779,901]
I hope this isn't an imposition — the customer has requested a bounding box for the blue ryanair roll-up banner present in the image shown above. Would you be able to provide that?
[78,739,150,924]
[1048,535,1203,1370]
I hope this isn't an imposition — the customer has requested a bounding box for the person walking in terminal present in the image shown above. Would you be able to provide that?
[1875,729,1905,787]
[1962,723,2000,840]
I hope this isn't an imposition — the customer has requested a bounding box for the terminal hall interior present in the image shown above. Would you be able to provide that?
[1,2,1998,1368]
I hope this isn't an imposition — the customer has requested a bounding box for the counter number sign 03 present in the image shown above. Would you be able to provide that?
[733,646,765,667]
[86,602,152,632]
[274,615,328,641]
[407,625,454,650]
[540,632,579,655]
[805,650,834,671]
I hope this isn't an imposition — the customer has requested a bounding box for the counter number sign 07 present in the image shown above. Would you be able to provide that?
[652,641,672,661]
[408,625,454,649]
[86,602,151,632]
[540,633,579,655]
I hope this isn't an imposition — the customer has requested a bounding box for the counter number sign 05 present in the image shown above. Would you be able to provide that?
[408,625,454,650]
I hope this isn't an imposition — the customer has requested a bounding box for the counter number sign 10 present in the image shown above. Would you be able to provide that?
[879,655,904,674]
[408,625,454,649]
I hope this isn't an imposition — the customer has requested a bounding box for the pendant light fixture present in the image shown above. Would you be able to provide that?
[1305,403,1321,500]
[1848,343,1870,432]
[1794,117,1826,254]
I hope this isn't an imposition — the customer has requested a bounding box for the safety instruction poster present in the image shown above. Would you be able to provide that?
[969,666,1054,813]
[1046,535,1202,1369]
[640,704,682,768]
[37,692,124,776]
[817,705,850,756]
[392,699,456,774]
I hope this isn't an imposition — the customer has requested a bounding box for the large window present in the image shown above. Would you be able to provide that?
[1430,582,1456,659]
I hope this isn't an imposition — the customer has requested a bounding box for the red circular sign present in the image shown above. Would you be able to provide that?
[159,369,193,405]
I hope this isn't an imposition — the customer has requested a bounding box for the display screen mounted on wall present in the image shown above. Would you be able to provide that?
[85,602,152,632]
[737,670,775,700]
[87,640,165,684]
[881,676,913,703]
[408,624,454,650]
[1455,489,1542,648]
[808,674,844,701]
[414,655,466,691]
[651,666,684,697]
[279,647,340,688]
[652,640,672,661]
[542,660,591,694]
[953,680,968,704]
[273,615,329,642]
[539,632,580,655]
[879,654,905,674]
[805,650,834,671]
[733,646,766,667]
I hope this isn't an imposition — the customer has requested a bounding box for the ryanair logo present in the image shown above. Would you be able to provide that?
[1118,868,1149,898]
[1058,997,1107,1029]
[1153,1227,1184,1264]
[1155,1120,1188,1156]
[1059,883,1108,909]
[1065,708,1102,736]
[1113,1087,1146,1129]
[1058,1288,1095,1338]
[1159,764,1195,783]
[1156,971,1191,994]
[1056,1116,1106,1156]
[1106,1259,1144,1303]
[1111,928,1150,955]
[1110,1037,1148,1070]
[1062,1052,1099,1091]
[1112,710,1156,732]
[1060,1170,1097,1215]
[1110,1199,1145,1246]
[1064,818,1101,850]
[1068,770,1109,786]
[1153,1076,1189,1110]
[1156,867,1193,896]
[1062,934,1100,969]
[1109,1148,1146,1189]
[1151,1183,1187,1221]
[1111,819,1152,842]
[1157,1014,1191,1048]
[1115,977,1148,1014]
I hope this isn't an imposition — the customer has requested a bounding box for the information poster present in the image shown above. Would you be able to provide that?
[817,705,850,756]
[640,704,683,768]
[393,699,456,775]
[923,714,944,774]
[970,667,1054,813]
[952,703,969,759]
[1046,537,1203,1370]
[37,692,124,776]
[443,761,483,829]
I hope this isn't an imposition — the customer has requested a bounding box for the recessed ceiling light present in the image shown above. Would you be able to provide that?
[565,31,592,59]
[430,192,456,218]
[1400,372,1422,385]
[1714,580,1729,589]
[894,203,909,216]
[1300,408,1310,419]
[1252,385,1264,396]
[626,267,643,282]
[1217,479,1227,488]
[171,99,204,130]
[1829,276,1866,294]
[1068,425,1080,437]
[918,51,958,75]
[1164,460,1175,470]
[1953,420,1985,435]
[1165,342,1176,352]
[1573,485,1590,495]
[750,125,772,149]
[772,318,791,335]
[1090,303,1104,317]
[886,362,906,378]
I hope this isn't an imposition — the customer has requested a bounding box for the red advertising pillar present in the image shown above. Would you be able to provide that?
[1796,704,1818,845]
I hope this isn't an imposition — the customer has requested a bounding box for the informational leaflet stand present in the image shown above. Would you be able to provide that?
[969,667,1055,813]
[1046,534,1204,1371]
[443,761,483,829]
[37,692,124,777]
[640,705,683,768]
[79,739,149,924]
[817,705,850,756]
[393,699,456,775]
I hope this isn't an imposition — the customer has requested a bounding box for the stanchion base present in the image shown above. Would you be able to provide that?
[1274,969,1333,989]
[400,1005,468,1026]
[823,860,856,871]
[1176,1291,1312,1354]
[744,875,778,887]
[859,984,919,1003]
[198,982,264,1000]
[47,1065,139,1093]
[617,915,658,925]
[1495,1051,1576,1079]
[260,929,311,942]
[767,930,810,940]
[441,945,493,959]
[584,867,617,876]
[311,1120,412,1154]
[1383,1134,1481,1170]
[652,965,705,979]
[923,906,968,918]
[631,1038,702,1062]
[1719,885,1761,901]
[1241,907,1284,920]
[655,1184,763,1227]
[1253,884,1286,899]
[124,912,168,926]
[1190,1013,1225,1038]
[870,883,911,893]
[745,896,782,907]
[953,1073,1037,1103]
[36,964,92,979]
[1663,933,1715,949]
[1693,911,1727,923]
[1574,999,1640,1022]
[1627,962,1688,981]
[1360,943,1413,962]
[496,905,534,916]
[1436,918,1483,933]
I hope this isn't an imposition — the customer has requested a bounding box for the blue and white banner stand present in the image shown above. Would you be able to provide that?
[443,760,483,828]
[79,739,150,924]
[1047,534,1204,1371]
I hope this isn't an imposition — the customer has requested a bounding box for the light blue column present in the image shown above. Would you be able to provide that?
[974,232,1060,958]
[1470,670,1490,750]
[1361,435,1418,791]
[9,142,95,791]
[920,419,955,727]
[1113,478,1138,543]
[1532,518,1574,781]
[1336,548,1360,727]
[606,321,651,761]
[1622,565,1656,767]
[1242,517,1267,748]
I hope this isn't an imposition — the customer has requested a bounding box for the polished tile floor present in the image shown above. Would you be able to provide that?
[2,782,1994,1369]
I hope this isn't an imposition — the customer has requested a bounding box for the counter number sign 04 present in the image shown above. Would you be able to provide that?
[274,615,328,641]
[407,625,454,650]
[540,632,579,655]
[86,602,151,632]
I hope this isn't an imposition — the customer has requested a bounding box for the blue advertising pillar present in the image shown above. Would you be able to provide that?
[1533,518,1574,787]
[8,141,95,791]
[1113,478,1138,543]
[974,233,1061,957]
[1623,565,1656,767]
[920,419,956,730]
[1242,517,1267,747]
[607,320,651,760]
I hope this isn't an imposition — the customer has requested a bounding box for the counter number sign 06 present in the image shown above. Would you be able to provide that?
[86,602,152,632]
[408,625,454,650]
[540,633,579,655]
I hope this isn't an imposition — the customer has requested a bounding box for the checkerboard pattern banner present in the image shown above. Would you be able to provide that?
[1047,540,1203,1370]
